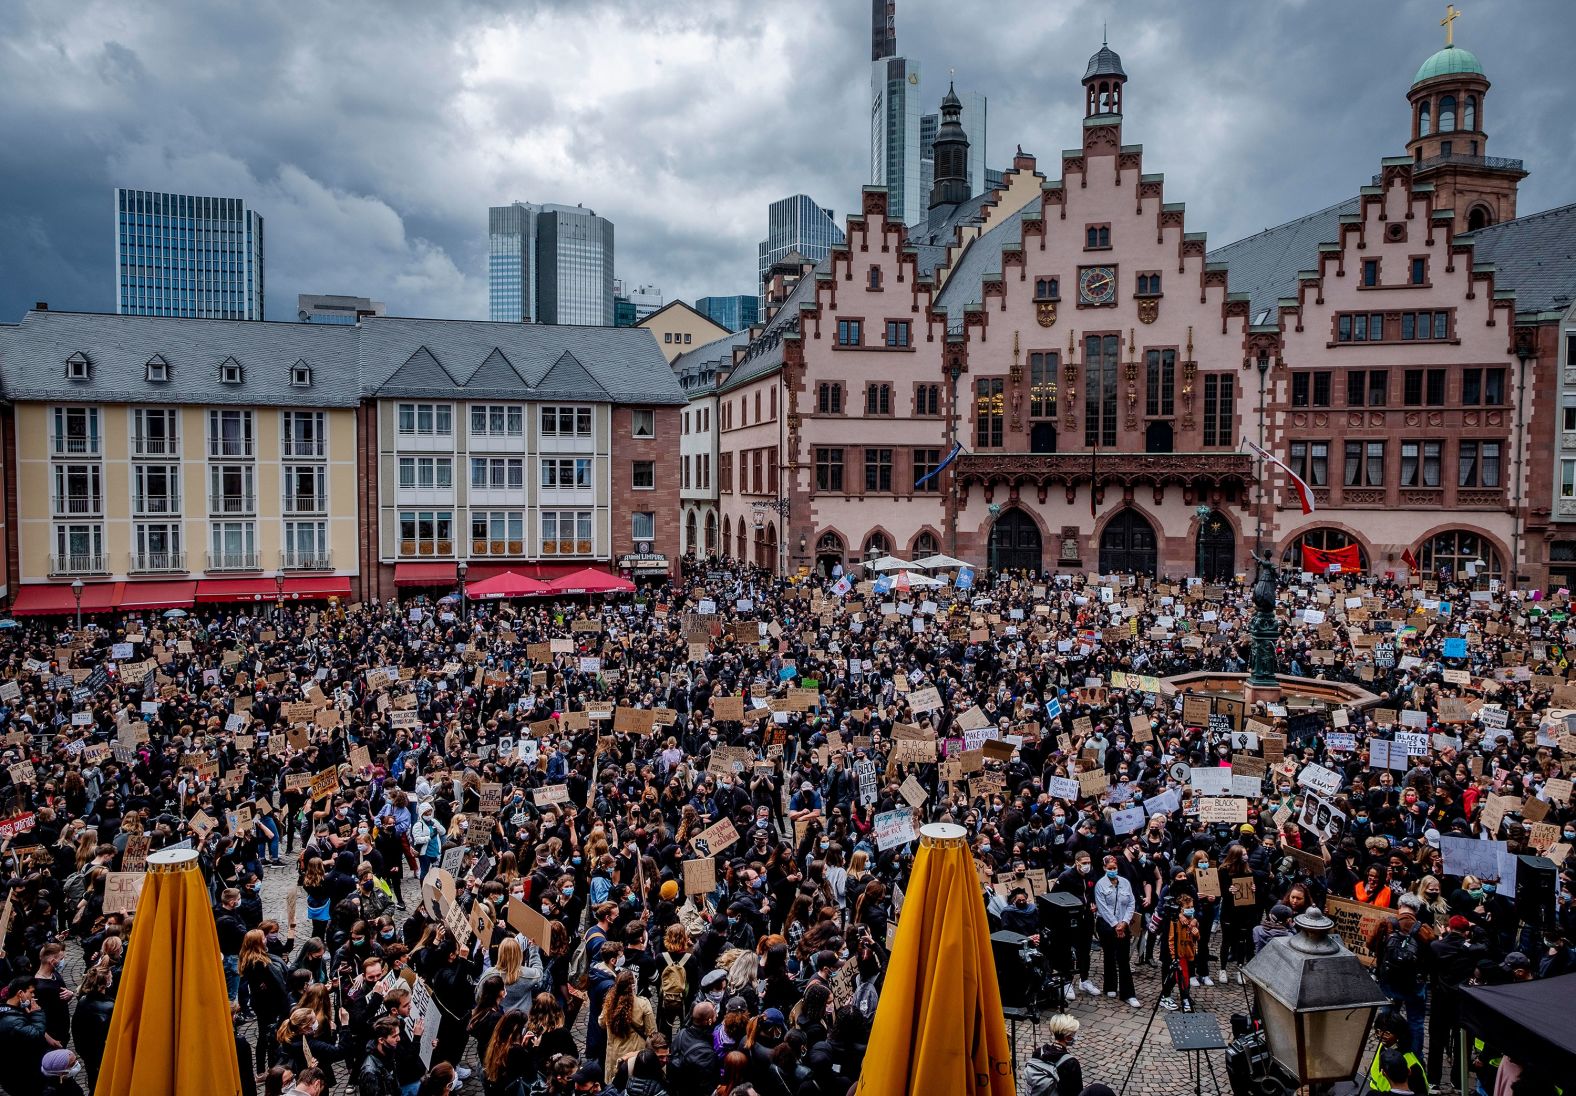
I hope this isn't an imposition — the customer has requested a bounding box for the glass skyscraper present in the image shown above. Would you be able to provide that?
[696,294,761,332]
[114,189,264,320]
[757,195,845,287]
[488,202,615,325]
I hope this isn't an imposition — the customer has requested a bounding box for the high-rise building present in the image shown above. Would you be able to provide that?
[114,189,264,320]
[614,282,665,323]
[488,202,616,326]
[757,196,844,289]
[297,294,385,324]
[696,295,760,332]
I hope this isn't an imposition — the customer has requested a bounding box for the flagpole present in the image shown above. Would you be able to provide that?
[1255,351,1270,556]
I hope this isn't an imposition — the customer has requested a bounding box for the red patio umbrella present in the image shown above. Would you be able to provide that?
[549,567,636,595]
[463,571,552,599]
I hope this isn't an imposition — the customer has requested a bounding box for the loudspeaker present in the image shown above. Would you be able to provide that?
[1038,890,1083,932]
[1516,854,1557,927]
[991,930,1033,1009]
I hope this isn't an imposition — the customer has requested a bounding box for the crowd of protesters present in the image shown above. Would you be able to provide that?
[0,553,1563,1096]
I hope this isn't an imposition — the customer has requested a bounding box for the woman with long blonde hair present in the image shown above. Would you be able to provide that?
[598,969,655,1082]
[491,936,540,1011]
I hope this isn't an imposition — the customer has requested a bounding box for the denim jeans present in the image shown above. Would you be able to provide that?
[223,953,240,1002]
[1384,985,1427,1058]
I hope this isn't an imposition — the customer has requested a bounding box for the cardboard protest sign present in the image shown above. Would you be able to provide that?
[907,686,943,714]
[689,817,740,858]
[103,872,146,916]
[682,857,717,895]
[532,784,570,807]
[873,808,916,851]
[310,767,340,801]
[1197,798,1249,824]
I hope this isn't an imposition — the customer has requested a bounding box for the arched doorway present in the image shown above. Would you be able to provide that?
[816,532,846,577]
[1030,422,1057,454]
[1145,420,1174,454]
[736,520,747,561]
[705,511,717,555]
[1281,528,1368,572]
[685,510,698,554]
[913,530,940,558]
[1418,528,1502,582]
[1195,511,1235,581]
[721,515,731,558]
[988,508,1042,573]
[1100,509,1158,576]
[763,521,779,573]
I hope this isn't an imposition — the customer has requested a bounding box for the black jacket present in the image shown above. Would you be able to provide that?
[667,1021,719,1094]
[356,1047,400,1096]
[0,1003,50,1096]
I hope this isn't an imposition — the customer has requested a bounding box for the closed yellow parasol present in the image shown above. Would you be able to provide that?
[856,823,1013,1096]
[94,847,241,1096]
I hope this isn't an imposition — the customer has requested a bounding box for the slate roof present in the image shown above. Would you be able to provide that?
[671,331,750,396]
[0,310,362,406]
[0,310,687,407]
[1461,202,1576,316]
[931,201,1036,325]
[717,260,826,394]
[1207,197,1360,322]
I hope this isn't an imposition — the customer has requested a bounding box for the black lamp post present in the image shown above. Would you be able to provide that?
[70,578,83,632]
[1247,548,1281,690]
[457,560,468,621]
[274,572,285,620]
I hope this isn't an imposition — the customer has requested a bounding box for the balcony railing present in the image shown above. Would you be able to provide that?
[133,493,181,516]
[130,552,187,574]
[209,494,256,515]
[49,554,107,576]
[470,539,526,557]
[207,441,254,458]
[397,540,454,557]
[283,494,327,516]
[50,435,100,457]
[206,551,261,572]
[281,440,326,459]
[132,435,180,457]
[50,495,102,516]
[280,550,333,570]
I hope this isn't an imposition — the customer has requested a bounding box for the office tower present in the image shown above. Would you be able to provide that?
[871,52,923,226]
[114,189,264,320]
[696,295,761,332]
[757,195,845,288]
[297,294,385,324]
[489,202,537,322]
[489,202,616,326]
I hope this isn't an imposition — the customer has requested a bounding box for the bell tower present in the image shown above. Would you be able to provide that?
[1405,6,1525,233]
[1082,39,1126,121]
[928,83,971,209]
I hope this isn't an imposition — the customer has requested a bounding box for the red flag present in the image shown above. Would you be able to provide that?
[1301,544,1362,575]
[1243,441,1315,515]
[1401,547,1419,573]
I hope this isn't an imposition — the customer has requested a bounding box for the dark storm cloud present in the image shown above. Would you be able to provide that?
[1,0,1571,324]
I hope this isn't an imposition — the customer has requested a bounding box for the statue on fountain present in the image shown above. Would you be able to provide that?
[1248,549,1281,689]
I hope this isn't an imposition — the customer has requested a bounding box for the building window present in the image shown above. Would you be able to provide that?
[541,510,592,555]
[541,457,592,489]
[52,464,102,516]
[209,521,258,568]
[1289,441,1329,487]
[145,355,169,383]
[1399,311,1451,341]
[1411,258,1427,285]
[468,457,520,490]
[283,521,328,566]
[540,406,592,437]
[1346,370,1389,407]
[1202,374,1235,447]
[631,409,655,438]
[470,511,525,555]
[836,319,863,346]
[397,510,454,556]
[1362,259,1379,287]
[913,448,942,493]
[132,408,177,456]
[65,352,90,381]
[219,357,244,384]
[1461,367,1506,406]
[1344,440,1385,487]
[817,382,843,414]
[632,460,655,489]
[1144,349,1175,417]
[132,463,180,515]
[134,523,183,571]
[684,333,692,344]
[1458,441,1502,487]
[280,411,325,458]
[864,448,893,493]
[1565,393,1576,432]
[1562,459,1576,499]
[54,524,104,571]
[1034,277,1060,301]
[1084,334,1119,447]
[1029,352,1059,418]
[397,403,453,437]
[718,452,732,493]
[868,266,882,289]
[1336,312,1386,342]
[884,320,911,347]
[470,405,524,437]
[1400,440,1443,487]
[632,511,655,542]
[282,464,327,514]
[976,377,1005,448]
[1136,272,1162,296]
[663,333,673,344]
[865,384,892,416]
[1291,371,1333,408]
[1085,224,1111,249]
[290,362,313,387]
[915,383,941,416]
[815,448,844,493]
[1420,529,1501,580]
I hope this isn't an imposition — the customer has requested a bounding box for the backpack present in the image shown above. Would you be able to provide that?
[1382,927,1421,994]
[568,926,605,989]
[410,815,432,849]
[660,952,691,1015]
[64,868,91,908]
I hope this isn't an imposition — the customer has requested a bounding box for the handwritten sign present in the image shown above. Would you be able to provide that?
[103,872,146,916]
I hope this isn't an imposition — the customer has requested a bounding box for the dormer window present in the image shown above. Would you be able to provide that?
[145,355,169,383]
[65,352,90,381]
[220,357,244,385]
[290,361,313,387]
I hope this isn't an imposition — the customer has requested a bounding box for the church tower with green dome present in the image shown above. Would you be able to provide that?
[1404,5,1526,234]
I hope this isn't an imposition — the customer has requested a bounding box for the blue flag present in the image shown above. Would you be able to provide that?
[955,565,975,591]
[1443,637,1467,659]
[873,575,893,595]
[1046,696,1062,719]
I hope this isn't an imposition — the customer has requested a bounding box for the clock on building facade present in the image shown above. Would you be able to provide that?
[1078,266,1117,306]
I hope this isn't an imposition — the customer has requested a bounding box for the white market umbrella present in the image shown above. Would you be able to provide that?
[912,553,967,570]
[865,555,913,572]
[896,571,944,588]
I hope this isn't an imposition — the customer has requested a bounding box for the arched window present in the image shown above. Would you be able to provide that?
[705,511,718,554]
[914,531,939,558]
[1439,95,1457,132]
[1418,100,1432,137]
[721,515,732,558]
[863,531,890,559]
[817,532,844,554]
[1467,206,1492,232]
[1418,529,1502,581]
[1464,95,1477,131]
[685,510,698,554]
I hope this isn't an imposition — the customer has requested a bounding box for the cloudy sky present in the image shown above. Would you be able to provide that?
[3,0,1573,324]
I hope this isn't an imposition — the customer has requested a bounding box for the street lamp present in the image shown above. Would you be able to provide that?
[274,572,285,620]
[70,578,84,632]
[456,560,468,621]
[1241,908,1388,1093]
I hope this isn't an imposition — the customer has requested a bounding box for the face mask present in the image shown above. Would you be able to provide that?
[561,886,573,897]
[1198,861,1209,871]
[1053,815,1065,824]
[1483,884,1496,895]
[1077,864,1090,875]
[1469,888,1485,900]
[1182,909,1196,919]
[380,930,394,941]
[1105,869,1118,880]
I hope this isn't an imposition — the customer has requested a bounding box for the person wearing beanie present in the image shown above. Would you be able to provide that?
[1429,910,1485,1085]
[659,879,679,902]
[37,1050,84,1096]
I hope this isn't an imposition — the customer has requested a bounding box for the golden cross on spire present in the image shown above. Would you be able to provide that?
[1441,4,1461,46]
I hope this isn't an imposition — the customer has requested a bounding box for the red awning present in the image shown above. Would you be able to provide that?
[117,581,197,612]
[464,561,596,582]
[11,582,125,616]
[549,568,636,595]
[393,562,457,587]
[194,578,280,604]
[464,571,551,599]
[281,576,352,600]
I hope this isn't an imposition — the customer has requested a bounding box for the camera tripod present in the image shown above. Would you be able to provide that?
[1120,956,1225,1096]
